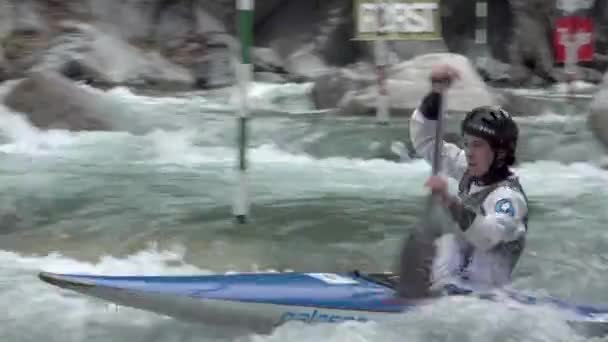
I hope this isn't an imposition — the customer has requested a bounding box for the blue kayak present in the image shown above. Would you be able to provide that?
[38,270,608,335]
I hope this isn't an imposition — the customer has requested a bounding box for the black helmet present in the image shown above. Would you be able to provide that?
[461,106,519,166]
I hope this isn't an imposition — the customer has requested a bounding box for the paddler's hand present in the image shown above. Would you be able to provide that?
[424,175,455,206]
[430,64,461,92]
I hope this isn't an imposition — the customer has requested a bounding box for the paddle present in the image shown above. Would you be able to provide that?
[396,84,449,299]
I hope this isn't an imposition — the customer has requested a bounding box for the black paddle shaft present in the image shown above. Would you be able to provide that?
[431,90,445,176]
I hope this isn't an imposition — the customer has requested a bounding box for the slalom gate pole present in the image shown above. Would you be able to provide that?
[475,0,488,68]
[233,0,254,224]
[564,27,579,109]
[374,1,390,125]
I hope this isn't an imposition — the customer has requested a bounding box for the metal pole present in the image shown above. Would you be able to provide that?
[233,0,254,224]
[559,19,585,134]
[474,0,488,68]
[561,24,582,108]
[565,30,579,106]
[375,1,389,125]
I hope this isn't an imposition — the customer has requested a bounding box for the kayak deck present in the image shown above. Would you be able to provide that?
[39,271,406,312]
[38,270,608,336]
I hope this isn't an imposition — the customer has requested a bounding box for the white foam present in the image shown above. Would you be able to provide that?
[151,141,608,206]
[246,82,316,113]
[0,107,80,155]
[104,86,224,111]
[2,243,203,276]
[143,128,218,165]
[102,81,316,116]
[258,152,421,200]
[1,100,605,204]
[249,295,585,342]
[517,160,608,199]
[507,82,596,98]
[514,112,586,124]
[551,80,597,93]
[0,244,215,339]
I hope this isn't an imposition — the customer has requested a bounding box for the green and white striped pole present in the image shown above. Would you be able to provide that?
[233,0,254,224]
[474,0,488,68]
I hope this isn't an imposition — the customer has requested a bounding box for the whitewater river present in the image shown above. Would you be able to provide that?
[1,81,607,342]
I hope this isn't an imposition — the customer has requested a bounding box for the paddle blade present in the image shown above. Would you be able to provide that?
[396,195,452,299]
[396,230,436,299]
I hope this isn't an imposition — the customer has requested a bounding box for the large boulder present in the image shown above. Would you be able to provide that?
[313,53,496,117]
[255,0,333,80]
[13,0,48,34]
[153,0,197,51]
[50,1,217,89]
[0,1,48,81]
[3,70,116,131]
[0,0,14,39]
[33,21,194,91]
[312,62,376,110]
[84,0,159,41]
[0,0,49,80]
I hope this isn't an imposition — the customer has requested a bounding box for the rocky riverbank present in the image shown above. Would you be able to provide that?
[1,0,608,155]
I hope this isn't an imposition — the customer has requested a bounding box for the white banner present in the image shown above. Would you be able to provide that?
[354,0,442,40]
[556,0,595,13]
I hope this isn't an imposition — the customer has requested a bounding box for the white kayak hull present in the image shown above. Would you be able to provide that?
[38,271,608,336]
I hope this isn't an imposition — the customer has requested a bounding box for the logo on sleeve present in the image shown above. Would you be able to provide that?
[495,198,515,217]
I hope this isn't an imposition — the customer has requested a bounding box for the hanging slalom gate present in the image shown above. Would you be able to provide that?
[474,0,488,68]
[353,0,442,125]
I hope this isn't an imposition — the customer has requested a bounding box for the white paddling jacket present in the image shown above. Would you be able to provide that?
[409,104,529,290]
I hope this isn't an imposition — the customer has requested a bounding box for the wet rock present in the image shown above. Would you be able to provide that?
[252,47,284,74]
[192,46,233,89]
[255,1,334,80]
[313,53,496,117]
[84,0,158,40]
[154,0,196,52]
[33,21,194,91]
[3,70,114,131]
[0,0,14,40]
[311,62,376,111]
[254,72,287,83]
[13,0,48,34]
[284,44,331,80]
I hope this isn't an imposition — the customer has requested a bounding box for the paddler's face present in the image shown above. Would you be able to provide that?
[463,134,494,177]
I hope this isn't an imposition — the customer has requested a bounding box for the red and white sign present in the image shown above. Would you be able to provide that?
[553,16,594,63]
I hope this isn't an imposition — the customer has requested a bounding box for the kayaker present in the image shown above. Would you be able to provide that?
[409,64,529,293]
